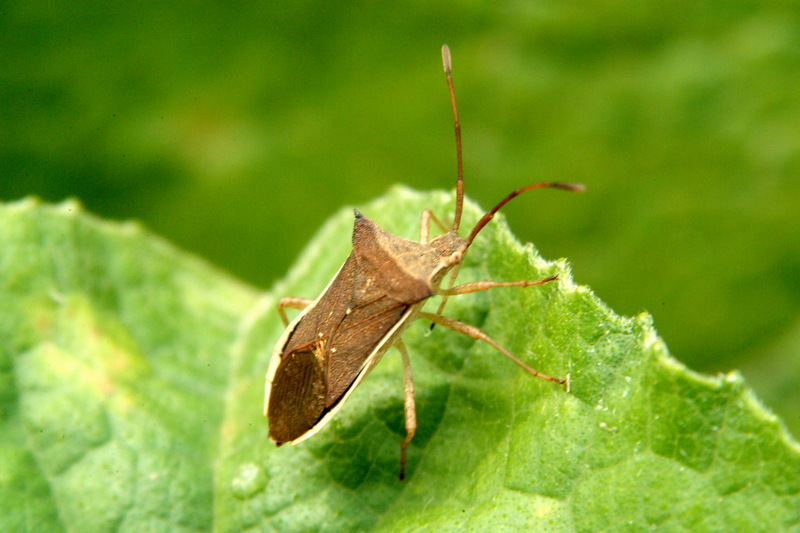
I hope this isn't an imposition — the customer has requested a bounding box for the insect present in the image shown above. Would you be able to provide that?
[264,45,584,480]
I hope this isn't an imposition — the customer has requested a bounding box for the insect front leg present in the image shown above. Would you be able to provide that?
[395,340,416,481]
[277,297,314,326]
[418,311,568,388]
[436,275,559,296]
[419,209,450,243]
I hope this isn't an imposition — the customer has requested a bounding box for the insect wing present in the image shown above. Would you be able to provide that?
[292,302,418,446]
[266,253,414,444]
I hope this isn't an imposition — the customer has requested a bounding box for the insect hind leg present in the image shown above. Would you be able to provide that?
[418,311,566,386]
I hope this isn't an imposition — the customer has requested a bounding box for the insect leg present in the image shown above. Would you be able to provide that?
[419,209,450,243]
[436,275,558,296]
[277,297,314,326]
[418,311,566,386]
[395,340,416,481]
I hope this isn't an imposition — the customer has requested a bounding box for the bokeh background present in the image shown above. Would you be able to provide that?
[2,2,799,436]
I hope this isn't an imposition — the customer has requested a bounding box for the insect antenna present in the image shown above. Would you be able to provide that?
[433,44,464,322]
[434,46,584,321]
[442,45,464,232]
[434,182,584,320]
[464,181,585,249]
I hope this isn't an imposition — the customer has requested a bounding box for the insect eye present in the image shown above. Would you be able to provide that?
[447,251,463,265]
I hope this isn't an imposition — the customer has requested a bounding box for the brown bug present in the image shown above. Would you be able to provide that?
[264,45,584,479]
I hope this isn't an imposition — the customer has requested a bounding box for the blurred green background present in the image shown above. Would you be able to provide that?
[2,2,799,435]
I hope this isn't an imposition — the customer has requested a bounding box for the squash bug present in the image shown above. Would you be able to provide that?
[264,45,584,480]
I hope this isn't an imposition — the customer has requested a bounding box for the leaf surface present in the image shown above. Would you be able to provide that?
[0,191,798,532]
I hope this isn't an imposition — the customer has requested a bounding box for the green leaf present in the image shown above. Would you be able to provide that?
[0,198,257,532]
[1,191,798,532]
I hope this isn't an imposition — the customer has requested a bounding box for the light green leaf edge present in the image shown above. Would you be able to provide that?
[0,190,798,533]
